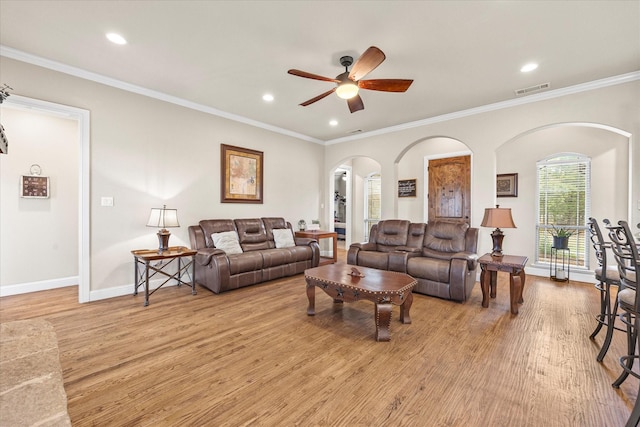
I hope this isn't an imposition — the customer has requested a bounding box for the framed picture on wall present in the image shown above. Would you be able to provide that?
[398,179,417,197]
[497,173,518,197]
[221,144,263,203]
[21,175,50,198]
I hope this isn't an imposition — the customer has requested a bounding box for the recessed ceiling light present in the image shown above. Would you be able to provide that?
[520,63,538,73]
[106,33,127,45]
[329,120,338,127]
[262,94,274,102]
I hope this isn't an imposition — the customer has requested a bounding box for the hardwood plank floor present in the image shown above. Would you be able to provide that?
[1,252,636,426]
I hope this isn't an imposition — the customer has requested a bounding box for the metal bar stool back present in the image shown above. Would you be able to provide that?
[587,218,621,361]
[605,220,639,390]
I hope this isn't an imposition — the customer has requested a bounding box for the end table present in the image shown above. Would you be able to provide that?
[478,253,528,315]
[132,246,197,306]
[294,230,338,265]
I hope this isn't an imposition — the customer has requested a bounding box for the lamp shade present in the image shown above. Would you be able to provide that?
[146,205,180,229]
[480,206,516,229]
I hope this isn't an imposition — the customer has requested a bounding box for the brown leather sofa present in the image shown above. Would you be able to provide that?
[348,220,478,302]
[188,217,320,293]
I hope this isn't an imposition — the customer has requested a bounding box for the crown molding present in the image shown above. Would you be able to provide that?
[325,71,640,145]
[0,45,323,145]
[2,45,637,146]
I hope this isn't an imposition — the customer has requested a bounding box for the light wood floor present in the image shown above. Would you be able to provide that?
[1,251,636,426]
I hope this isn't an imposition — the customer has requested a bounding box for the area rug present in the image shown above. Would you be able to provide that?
[0,319,71,426]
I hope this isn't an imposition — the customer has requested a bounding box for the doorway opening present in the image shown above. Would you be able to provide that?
[1,95,90,303]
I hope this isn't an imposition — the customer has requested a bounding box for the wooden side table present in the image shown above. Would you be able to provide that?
[132,246,197,306]
[478,253,528,315]
[294,230,338,265]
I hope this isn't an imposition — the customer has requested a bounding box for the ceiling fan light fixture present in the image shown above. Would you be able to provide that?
[336,82,359,99]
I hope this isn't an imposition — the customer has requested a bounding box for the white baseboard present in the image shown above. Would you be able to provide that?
[475,265,596,285]
[89,279,180,302]
[0,276,78,297]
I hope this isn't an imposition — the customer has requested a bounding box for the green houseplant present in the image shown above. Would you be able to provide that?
[549,225,574,249]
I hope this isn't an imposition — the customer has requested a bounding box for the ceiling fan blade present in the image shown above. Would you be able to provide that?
[300,88,336,106]
[358,79,413,92]
[288,69,340,83]
[349,46,386,81]
[347,95,364,113]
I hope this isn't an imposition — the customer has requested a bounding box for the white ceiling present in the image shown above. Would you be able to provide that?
[1,1,639,143]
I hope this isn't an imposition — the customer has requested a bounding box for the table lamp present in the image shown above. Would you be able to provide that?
[480,205,516,258]
[146,205,180,252]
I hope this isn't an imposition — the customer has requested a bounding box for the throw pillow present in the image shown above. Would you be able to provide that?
[273,228,296,248]
[211,231,243,254]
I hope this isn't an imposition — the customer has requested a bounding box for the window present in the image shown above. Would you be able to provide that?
[364,173,381,240]
[536,153,591,268]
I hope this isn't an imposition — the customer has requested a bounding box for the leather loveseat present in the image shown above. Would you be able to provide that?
[188,217,320,293]
[348,220,478,302]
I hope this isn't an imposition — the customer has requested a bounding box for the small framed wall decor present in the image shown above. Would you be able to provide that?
[398,179,417,197]
[497,173,518,197]
[21,164,49,198]
[21,175,50,198]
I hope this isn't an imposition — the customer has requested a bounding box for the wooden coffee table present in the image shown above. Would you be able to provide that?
[304,264,417,341]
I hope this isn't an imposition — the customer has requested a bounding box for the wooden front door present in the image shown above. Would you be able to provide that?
[427,155,471,225]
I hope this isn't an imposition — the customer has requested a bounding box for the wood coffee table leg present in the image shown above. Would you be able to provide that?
[399,292,413,324]
[375,303,393,342]
[306,282,315,316]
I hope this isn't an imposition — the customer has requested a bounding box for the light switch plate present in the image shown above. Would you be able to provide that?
[101,196,114,207]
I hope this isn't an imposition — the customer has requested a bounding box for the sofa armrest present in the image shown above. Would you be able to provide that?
[451,251,479,271]
[352,242,377,251]
[294,237,316,246]
[195,247,226,266]
[347,241,377,265]
[294,238,320,267]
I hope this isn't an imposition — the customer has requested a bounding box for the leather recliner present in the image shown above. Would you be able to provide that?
[189,217,319,293]
[348,219,478,302]
[406,221,478,302]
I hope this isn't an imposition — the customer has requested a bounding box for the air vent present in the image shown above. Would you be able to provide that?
[347,129,363,134]
[514,82,551,96]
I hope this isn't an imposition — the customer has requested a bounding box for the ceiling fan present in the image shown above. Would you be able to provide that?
[287,46,413,113]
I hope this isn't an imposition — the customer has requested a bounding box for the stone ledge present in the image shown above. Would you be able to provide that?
[0,319,71,426]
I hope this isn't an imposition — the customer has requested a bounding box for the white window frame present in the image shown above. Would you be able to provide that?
[535,153,591,269]
[364,173,381,241]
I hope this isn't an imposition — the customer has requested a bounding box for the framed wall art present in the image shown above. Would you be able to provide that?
[221,144,263,204]
[398,179,417,197]
[21,175,50,198]
[497,173,518,197]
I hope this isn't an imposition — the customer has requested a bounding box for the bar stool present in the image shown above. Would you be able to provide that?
[587,218,621,361]
[605,220,639,389]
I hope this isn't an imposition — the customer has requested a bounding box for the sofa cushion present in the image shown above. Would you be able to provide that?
[235,218,269,251]
[374,220,410,248]
[227,252,263,275]
[260,248,292,268]
[199,219,237,248]
[407,257,451,283]
[423,221,469,254]
[357,251,390,270]
[273,228,295,248]
[211,231,243,254]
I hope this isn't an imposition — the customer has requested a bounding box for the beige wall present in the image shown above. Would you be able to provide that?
[0,107,79,286]
[325,81,640,279]
[0,58,324,298]
[1,56,638,297]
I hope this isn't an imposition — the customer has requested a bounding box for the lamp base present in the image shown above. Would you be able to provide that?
[490,228,505,258]
[157,229,171,252]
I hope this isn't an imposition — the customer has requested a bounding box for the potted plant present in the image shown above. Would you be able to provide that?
[549,225,574,249]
